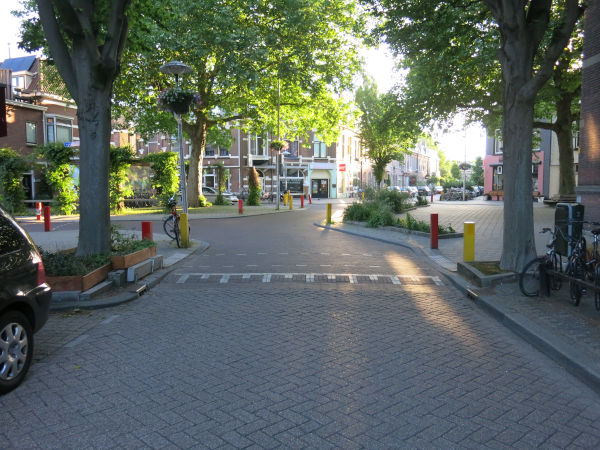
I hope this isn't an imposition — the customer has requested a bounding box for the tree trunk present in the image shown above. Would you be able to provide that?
[555,93,576,196]
[498,30,537,272]
[185,119,208,207]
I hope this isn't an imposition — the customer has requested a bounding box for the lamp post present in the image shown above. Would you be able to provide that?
[159,61,192,213]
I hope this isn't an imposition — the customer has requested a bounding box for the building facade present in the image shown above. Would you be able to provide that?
[578,1,600,222]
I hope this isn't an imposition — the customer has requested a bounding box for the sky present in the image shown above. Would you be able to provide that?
[1,0,487,162]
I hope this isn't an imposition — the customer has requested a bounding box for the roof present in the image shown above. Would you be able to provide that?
[0,55,36,72]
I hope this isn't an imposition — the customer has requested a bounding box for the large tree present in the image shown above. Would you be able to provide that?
[114,0,362,206]
[368,0,584,270]
[19,0,132,255]
[355,79,416,188]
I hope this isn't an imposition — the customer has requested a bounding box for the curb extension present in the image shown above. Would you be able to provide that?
[316,221,600,395]
[49,241,210,311]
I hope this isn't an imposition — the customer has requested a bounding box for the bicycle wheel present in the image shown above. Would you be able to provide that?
[595,266,600,311]
[567,258,584,306]
[163,215,176,239]
[519,257,543,297]
[551,252,562,290]
[174,217,180,248]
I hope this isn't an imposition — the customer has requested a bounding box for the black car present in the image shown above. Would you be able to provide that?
[0,205,51,394]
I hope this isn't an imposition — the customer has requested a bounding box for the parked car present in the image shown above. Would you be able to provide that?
[417,186,431,196]
[407,186,418,197]
[0,205,51,395]
[202,186,239,203]
[434,186,444,194]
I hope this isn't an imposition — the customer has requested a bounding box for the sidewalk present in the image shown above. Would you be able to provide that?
[324,198,600,394]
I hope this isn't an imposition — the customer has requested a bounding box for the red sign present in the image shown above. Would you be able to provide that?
[339,163,346,172]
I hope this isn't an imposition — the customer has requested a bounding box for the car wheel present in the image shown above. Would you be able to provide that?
[0,311,34,395]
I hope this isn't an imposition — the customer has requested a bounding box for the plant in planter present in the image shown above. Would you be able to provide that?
[110,226,157,269]
[269,139,289,152]
[41,249,111,291]
[157,86,201,115]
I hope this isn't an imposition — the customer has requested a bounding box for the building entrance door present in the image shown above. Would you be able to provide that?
[311,179,329,198]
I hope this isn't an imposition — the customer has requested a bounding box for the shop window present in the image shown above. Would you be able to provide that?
[26,122,37,144]
[493,166,503,191]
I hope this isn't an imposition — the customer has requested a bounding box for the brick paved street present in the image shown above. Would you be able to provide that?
[4,205,600,448]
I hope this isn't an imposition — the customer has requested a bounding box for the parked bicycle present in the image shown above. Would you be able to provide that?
[565,221,600,308]
[162,195,180,248]
[519,227,564,297]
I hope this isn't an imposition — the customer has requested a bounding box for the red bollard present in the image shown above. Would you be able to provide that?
[36,202,42,220]
[430,213,438,249]
[431,193,434,203]
[309,195,312,204]
[238,198,243,214]
[300,195,304,208]
[43,206,51,232]
[141,221,153,241]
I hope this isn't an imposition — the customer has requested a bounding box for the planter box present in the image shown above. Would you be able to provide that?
[111,245,157,269]
[47,263,112,292]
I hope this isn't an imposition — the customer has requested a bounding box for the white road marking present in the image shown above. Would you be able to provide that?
[177,274,190,284]
[220,274,230,283]
[257,252,267,255]
[263,274,271,283]
[369,275,378,281]
[391,276,401,285]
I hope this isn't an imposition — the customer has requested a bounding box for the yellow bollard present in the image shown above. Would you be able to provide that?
[326,203,332,224]
[289,193,293,210]
[180,213,190,248]
[283,192,288,206]
[361,192,365,201]
[463,221,475,261]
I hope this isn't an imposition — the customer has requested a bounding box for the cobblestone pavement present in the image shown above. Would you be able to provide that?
[4,207,600,449]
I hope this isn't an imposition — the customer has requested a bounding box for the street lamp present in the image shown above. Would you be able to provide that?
[159,61,192,213]
[276,149,291,210]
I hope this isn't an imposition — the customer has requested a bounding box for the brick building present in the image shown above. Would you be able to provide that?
[579,1,600,222]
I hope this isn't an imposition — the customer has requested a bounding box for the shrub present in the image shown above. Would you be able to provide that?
[247,167,261,206]
[376,189,411,213]
[343,202,371,222]
[40,249,110,276]
[111,226,156,255]
[367,206,395,227]
[36,144,78,214]
[109,146,134,212]
[144,152,179,210]
[198,195,212,207]
[363,186,377,201]
[397,213,430,232]
[0,148,27,214]
[416,195,429,206]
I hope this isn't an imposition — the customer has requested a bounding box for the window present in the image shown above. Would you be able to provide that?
[313,140,327,158]
[12,76,25,89]
[249,134,268,156]
[203,168,215,188]
[286,140,299,158]
[26,122,37,145]
[46,116,73,144]
[219,147,230,157]
[205,144,216,157]
[494,129,503,154]
[493,166,503,191]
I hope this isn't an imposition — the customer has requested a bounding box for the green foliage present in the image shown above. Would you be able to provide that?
[375,189,411,213]
[157,86,201,114]
[40,249,110,276]
[355,79,415,187]
[0,148,28,214]
[469,156,484,186]
[367,206,395,228]
[211,162,231,205]
[111,226,156,255]
[363,186,377,201]
[247,167,262,206]
[109,146,135,212]
[198,195,212,207]
[397,213,429,232]
[450,162,461,180]
[36,144,78,215]
[416,195,429,206]
[269,140,288,152]
[143,152,179,209]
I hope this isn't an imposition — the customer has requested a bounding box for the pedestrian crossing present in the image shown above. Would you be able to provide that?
[173,272,444,286]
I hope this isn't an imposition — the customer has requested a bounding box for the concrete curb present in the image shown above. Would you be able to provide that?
[314,221,600,395]
[49,241,210,311]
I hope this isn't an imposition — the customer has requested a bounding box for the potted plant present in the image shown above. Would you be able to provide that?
[42,250,112,292]
[269,139,289,152]
[157,86,201,115]
[110,227,157,269]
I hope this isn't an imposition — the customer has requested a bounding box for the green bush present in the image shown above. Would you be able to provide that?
[40,249,110,276]
[367,206,395,227]
[415,195,429,206]
[198,195,212,207]
[343,202,372,222]
[109,146,135,212]
[111,226,156,255]
[0,148,27,214]
[144,152,179,210]
[363,186,377,201]
[397,213,430,232]
[376,189,411,213]
[36,144,78,215]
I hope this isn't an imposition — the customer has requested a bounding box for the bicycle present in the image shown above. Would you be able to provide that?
[162,195,180,248]
[519,227,564,297]
[562,221,600,307]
